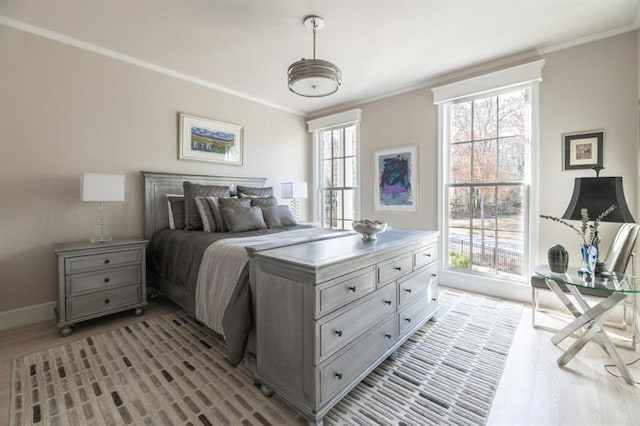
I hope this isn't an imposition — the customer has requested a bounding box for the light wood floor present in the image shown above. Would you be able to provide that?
[1,295,639,425]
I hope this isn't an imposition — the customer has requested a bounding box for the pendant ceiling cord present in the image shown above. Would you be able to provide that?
[312,20,317,59]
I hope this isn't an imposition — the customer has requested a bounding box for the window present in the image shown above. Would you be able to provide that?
[447,89,528,278]
[433,60,544,287]
[319,125,357,229]
[308,109,362,229]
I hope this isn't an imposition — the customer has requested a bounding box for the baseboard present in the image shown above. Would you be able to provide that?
[0,301,56,330]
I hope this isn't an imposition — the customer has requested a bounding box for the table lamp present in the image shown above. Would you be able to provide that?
[561,171,635,276]
[81,173,125,243]
[281,182,308,221]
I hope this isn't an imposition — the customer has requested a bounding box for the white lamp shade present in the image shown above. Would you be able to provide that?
[81,173,126,201]
[281,182,308,199]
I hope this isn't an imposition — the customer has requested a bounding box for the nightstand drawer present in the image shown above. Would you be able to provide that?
[66,265,141,296]
[317,283,396,362]
[65,249,142,274]
[377,253,413,286]
[66,285,141,320]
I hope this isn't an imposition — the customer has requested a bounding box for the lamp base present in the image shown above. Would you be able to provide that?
[90,201,113,243]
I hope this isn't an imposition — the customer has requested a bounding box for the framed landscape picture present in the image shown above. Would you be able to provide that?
[563,130,603,170]
[178,113,243,165]
[374,145,417,212]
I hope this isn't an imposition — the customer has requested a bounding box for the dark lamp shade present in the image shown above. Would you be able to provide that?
[562,177,635,223]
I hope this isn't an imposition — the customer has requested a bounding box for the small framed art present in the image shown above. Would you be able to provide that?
[178,113,243,165]
[374,145,417,212]
[563,130,603,170]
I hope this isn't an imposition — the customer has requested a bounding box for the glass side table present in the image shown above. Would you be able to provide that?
[534,265,639,385]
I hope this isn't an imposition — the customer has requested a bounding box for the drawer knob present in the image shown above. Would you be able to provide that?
[384,300,392,305]
[431,273,437,278]
[104,299,110,304]
[405,318,411,323]
[335,330,343,337]
[384,333,392,339]
[104,278,110,283]
[348,286,356,292]
[432,298,437,302]
[335,372,343,380]
[394,266,402,271]
[424,253,432,257]
[104,259,110,264]
[404,288,412,293]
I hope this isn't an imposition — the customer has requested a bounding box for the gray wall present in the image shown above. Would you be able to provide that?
[352,31,638,270]
[0,26,309,312]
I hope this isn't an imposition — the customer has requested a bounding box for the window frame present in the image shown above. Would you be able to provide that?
[433,60,544,297]
[308,109,362,227]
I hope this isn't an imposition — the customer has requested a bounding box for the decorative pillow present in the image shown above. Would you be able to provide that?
[250,196,278,208]
[261,205,298,228]
[167,195,185,230]
[222,206,268,233]
[236,185,274,198]
[218,197,251,231]
[183,182,230,230]
[204,197,224,232]
[195,197,217,232]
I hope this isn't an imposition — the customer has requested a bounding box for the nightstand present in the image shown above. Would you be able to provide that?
[53,238,148,336]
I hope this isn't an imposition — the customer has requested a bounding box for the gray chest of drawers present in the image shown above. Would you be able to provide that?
[251,228,438,425]
[53,238,148,336]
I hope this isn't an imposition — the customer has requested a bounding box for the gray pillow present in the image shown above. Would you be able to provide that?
[262,205,298,228]
[250,196,278,208]
[237,185,274,198]
[218,197,251,231]
[222,206,268,233]
[183,182,230,230]
[167,196,185,230]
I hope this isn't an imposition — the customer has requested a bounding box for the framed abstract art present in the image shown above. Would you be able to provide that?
[374,145,417,212]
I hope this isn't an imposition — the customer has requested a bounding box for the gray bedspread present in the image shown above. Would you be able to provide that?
[149,225,347,366]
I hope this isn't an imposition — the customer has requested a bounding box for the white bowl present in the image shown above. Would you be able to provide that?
[353,220,387,241]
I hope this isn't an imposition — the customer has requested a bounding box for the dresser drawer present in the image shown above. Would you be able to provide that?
[398,265,437,306]
[414,244,437,269]
[66,265,141,296]
[399,291,437,338]
[377,253,413,286]
[65,249,142,274]
[66,285,141,320]
[319,316,397,404]
[316,266,376,318]
[318,283,396,361]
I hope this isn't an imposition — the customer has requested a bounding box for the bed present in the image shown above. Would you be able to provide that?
[142,171,347,366]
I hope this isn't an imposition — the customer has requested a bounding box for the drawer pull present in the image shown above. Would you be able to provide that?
[394,266,402,271]
[404,288,412,293]
[423,253,432,257]
[104,299,110,304]
[335,330,343,337]
[405,318,411,323]
[431,273,437,278]
[104,278,110,283]
[384,333,392,339]
[432,298,437,302]
[384,300,392,305]
[348,286,357,292]
[335,372,343,380]
[104,259,110,264]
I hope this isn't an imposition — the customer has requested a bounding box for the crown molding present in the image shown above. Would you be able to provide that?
[536,24,638,55]
[0,15,305,117]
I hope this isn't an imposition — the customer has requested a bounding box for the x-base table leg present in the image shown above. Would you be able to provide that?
[543,277,635,385]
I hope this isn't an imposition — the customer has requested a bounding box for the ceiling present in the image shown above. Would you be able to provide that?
[1,1,639,116]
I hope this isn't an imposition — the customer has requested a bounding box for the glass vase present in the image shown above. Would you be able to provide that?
[579,243,597,275]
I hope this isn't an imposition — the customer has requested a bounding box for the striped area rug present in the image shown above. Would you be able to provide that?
[10,290,522,425]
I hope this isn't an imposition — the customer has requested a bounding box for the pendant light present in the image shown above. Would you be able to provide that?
[287,15,342,97]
